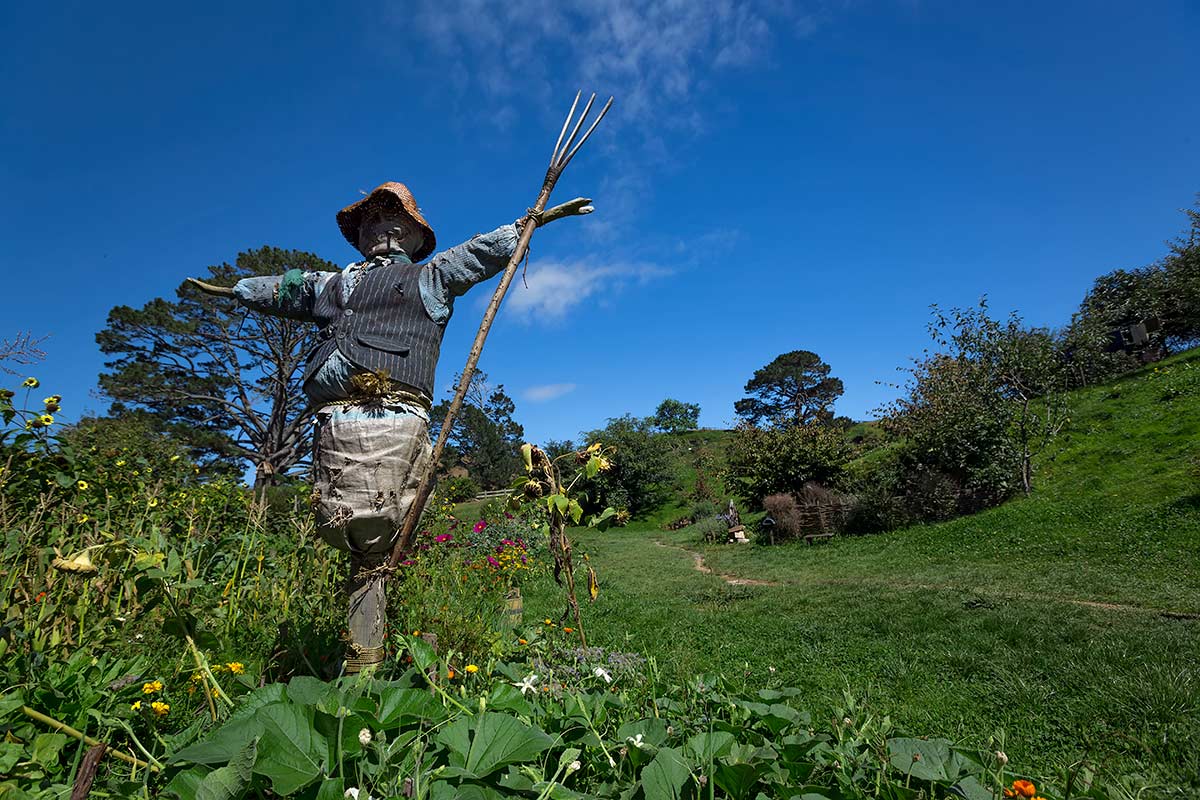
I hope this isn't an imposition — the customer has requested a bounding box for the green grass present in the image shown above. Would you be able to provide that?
[524,352,1200,795]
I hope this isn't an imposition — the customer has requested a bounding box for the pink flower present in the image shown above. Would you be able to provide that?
[473,520,487,534]
[435,533,453,543]
[504,512,513,519]
[401,559,417,566]
[486,556,500,567]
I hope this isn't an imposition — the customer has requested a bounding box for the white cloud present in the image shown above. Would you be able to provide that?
[524,383,578,402]
[500,258,671,322]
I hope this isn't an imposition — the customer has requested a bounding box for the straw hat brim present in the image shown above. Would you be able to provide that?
[337,182,437,262]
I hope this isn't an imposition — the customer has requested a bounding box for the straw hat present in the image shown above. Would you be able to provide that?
[337,182,437,261]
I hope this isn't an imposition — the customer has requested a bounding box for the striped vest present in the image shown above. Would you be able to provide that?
[302,259,445,399]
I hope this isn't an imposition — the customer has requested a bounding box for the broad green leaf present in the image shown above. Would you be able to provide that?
[0,691,21,719]
[585,456,600,478]
[285,676,330,706]
[0,744,22,774]
[253,703,328,795]
[714,761,764,800]
[30,733,67,767]
[407,637,438,672]
[196,739,257,800]
[567,499,583,524]
[439,713,553,779]
[485,683,533,716]
[685,731,735,764]
[886,737,971,783]
[172,713,267,765]
[553,494,569,514]
[617,718,670,748]
[377,687,444,727]
[160,765,209,800]
[952,775,995,800]
[314,778,345,800]
[640,746,691,800]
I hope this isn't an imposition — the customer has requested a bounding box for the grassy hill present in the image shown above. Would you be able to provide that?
[523,351,1200,795]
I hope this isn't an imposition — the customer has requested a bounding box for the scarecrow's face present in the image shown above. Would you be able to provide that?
[357,208,423,259]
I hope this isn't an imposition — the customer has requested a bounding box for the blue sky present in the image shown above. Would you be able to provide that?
[2,0,1198,448]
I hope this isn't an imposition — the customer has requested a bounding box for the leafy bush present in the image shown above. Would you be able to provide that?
[691,516,728,544]
[580,415,673,517]
[725,422,851,505]
[438,474,481,503]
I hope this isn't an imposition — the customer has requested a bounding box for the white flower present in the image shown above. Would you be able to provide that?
[513,673,539,696]
[593,666,613,684]
[607,755,616,768]
[996,751,1009,766]
[627,733,644,749]
[358,728,372,747]
[566,760,581,773]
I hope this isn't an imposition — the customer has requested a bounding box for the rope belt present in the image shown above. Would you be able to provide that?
[321,385,432,413]
[344,644,387,674]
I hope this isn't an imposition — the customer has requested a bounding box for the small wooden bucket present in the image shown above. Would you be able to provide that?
[503,588,523,629]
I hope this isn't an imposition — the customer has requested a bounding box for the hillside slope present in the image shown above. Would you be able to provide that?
[525,352,1200,794]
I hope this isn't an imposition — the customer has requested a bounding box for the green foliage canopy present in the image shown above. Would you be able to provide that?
[651,398,700,433]
[734,350,844,428]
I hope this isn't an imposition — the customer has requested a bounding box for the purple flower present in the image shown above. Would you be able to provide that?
[505,512,513,519]
[473,520,487,534]
[435,533,453,543]
[486,555,500,567]
[401,559,417,567]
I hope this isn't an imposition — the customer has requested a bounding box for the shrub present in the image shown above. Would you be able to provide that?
[439,474,481,503]
[580,415,673,517]
[725,422,851,505]
[691,516,728,544]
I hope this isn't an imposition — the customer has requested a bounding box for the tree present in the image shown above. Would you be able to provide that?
[96,247,333,486]
[651,398,700,433]
[580,414,673,517]
[431,369,525,490]
[734,350,844,427]
[725,422,851,505]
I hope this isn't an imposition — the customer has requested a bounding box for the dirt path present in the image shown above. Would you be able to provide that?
[654,540,1200,620]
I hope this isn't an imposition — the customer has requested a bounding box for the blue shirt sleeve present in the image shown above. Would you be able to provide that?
[233,269,337,322]
[419,224,520,324]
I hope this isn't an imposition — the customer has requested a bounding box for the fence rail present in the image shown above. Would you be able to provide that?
[473,489,511,501]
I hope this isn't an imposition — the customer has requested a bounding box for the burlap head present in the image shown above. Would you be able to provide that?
[337,182,437,261]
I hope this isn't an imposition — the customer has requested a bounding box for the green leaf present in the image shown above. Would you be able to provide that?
[0,690,23,719]
[376,687,445,727]
[172,713,267,765]
[640,746,691,800]
[285,676,330,706]
[714,761,764,800]
[617,718,670,748]
[685,731,735,764]
[567,499,583,524]
[0,744,22,775]
[438,713,553,780]
[407,637,438,672]
[314,778,345,800]
[160,766,209,800]
[952,775,995,800]
[886,737,972,783]
[552,494,569,515]
[587,507,616,528]
[585,456,600,478]
[252,703,328,795]
[30,733,68,767]
[485,683,533,716]
[196,739,257,800]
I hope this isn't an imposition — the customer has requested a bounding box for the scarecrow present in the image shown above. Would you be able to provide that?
[190,182,593,671]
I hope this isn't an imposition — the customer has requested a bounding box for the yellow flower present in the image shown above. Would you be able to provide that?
[76,480,89,491]
[412,630,421,636]
[226,662,245,674]
[151,701,170,717]
[147,497,159,508]
[130,701,142,711]
[170,454,180,462]
[76,513,89,523]
[465,664,479,674]
[189,672,204,683]
[142,680,164,694]
[543,619,553,625]
[43,395,61,405]
[22,377,39,388]
[37,414,54,426]
[116,459,126,467]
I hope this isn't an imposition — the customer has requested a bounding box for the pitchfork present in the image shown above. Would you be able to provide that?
[385,91,614,572]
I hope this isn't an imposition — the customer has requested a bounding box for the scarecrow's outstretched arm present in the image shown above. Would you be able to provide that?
[189,271,336,322]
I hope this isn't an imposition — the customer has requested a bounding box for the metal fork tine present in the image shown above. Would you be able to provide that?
[550,90,582,167]
[555,92,597,169]
[560,96,614,170]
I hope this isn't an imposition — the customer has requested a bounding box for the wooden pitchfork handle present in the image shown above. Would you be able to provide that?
[385,91,613,574]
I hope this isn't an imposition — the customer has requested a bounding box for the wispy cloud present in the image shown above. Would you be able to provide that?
[524,383,578,402]
[499,258,671,322]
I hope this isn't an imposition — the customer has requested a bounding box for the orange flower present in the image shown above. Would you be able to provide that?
[563,627,575,633]
[446,669,456,679]
[518,638,528,645]
[1009,780,1036,798]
